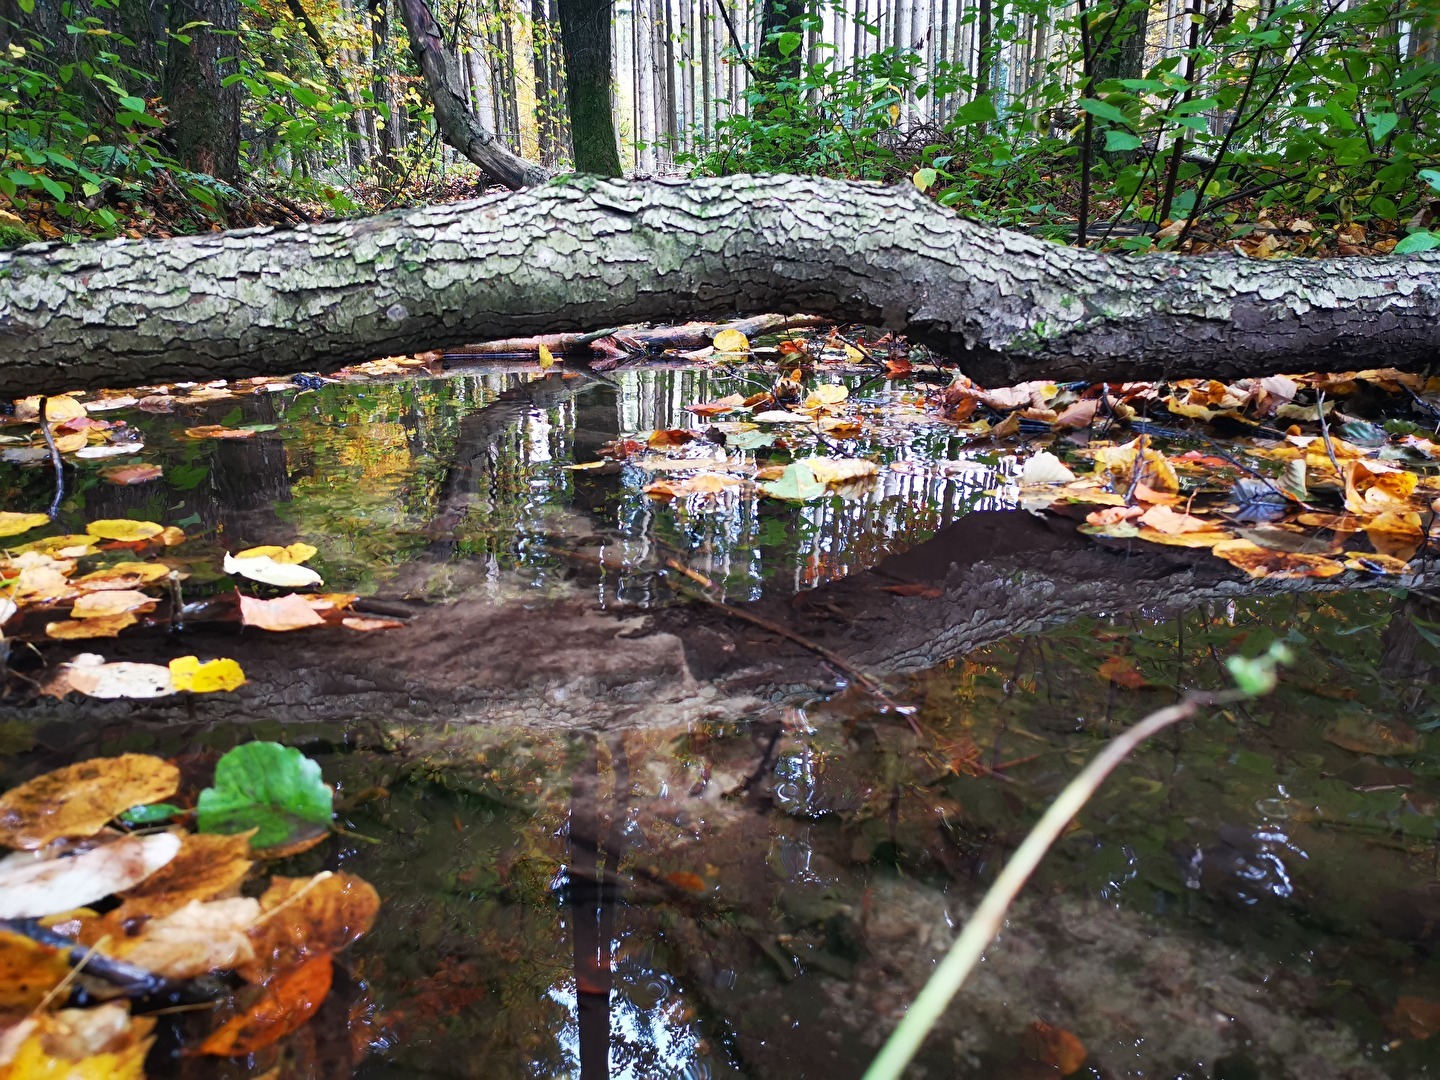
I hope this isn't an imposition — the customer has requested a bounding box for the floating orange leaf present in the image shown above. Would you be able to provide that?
[1096,657,1146,689]
[184,425,255,440]
[201,955,333,1056]
[101,464,163,486]
[239,593,326,632]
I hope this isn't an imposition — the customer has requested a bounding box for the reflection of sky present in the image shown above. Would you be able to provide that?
[545,973,715,1080]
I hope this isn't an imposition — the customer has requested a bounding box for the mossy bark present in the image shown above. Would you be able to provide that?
[556,0,622,176]
[2,175,1439,397]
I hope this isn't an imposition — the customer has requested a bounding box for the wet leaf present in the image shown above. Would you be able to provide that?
[664,871,707,893]
[233,542,317,565]
[15,395,88,423]
[224,552,323,588]
[644,472,746,499]
[0,512,49,538]
[2,1005,153,1080]
[197,743,333,851]
[167,656,246,693]
[201,954,333,1056]
[341,616,406,631]
[805,383,849,407]
[75,562,171,589]
[1363,510,1424,561]
[239,593,326,632]
[1020,452,1077,485]
[69,590,156,619]
[805,458,878,485]
[1027,1021,1087,1075]
[45,613,139,640]
[711,329,749,353]
[752,410,813,424]
[759,462,826,501]
[1343,552,1412,575]
[537,343,556,370]
[84,519,163,542]
[1324,716,1421,756]
[1226,478,1292,523]
[184,425,256,440]
[1211,539,1346,579]
[0,833,181,918]
[117,897,262,978]
[1097,657,1146,689]
[104,831,254,925]
[646,428,695,448]
[0,931,71,1010]
[1344,459,1419,514]
[238,872,378,982]
[0,753,179,849]
[100,464,162,486]
[57,657,175,699]
[1137,505,1217,535]
[1391,996,1440,1040]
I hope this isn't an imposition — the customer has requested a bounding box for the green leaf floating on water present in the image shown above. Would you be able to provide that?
[759,462,826,501]
[197,742,333,850]
[121,802,183,825]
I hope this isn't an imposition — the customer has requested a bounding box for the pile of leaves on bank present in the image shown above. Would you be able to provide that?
[0,742,377,1075]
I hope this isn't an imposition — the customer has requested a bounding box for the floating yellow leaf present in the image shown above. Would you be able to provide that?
[168,656,246,693]
[712,329,749,353]
[46,613,139,639]
[0,930,71,1009]
[234,542,316,565]
[0,752,179,849]
[2,1005,153,1080]
[806,383,849,406]
[14,395,87,422]
[0,512,49,537]
[1364,510,1425,561]
[1343,551,1412,575]
[13,533,96,557]
[76,562,172,589]
[1344,459,1419,514]
[538,343,556,370]
[85,519,163,542]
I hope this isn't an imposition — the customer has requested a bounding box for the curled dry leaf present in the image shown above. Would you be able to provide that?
[0,832,181,918]
[201,955,333,1057]
[238,872,380,983]
[1020,451,1077,485]
[0,753,179,849]
[804,457,878,485]
[710,328,749,353]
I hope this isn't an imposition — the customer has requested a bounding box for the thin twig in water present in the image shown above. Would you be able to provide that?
[862,692,1229,1080]
[36,397,64,519]
[1316,390,1344,478]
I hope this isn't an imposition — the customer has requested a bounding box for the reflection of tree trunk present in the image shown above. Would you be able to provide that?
[1379,595,1440,683]
[9,175,1439,397]
[569,734,631,1079]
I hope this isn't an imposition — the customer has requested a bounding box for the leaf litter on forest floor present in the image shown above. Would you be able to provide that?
[0,743,378,1069]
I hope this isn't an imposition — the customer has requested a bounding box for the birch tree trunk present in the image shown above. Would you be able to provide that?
[4,175,1440,398]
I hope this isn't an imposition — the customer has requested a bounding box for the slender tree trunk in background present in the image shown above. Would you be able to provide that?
[556,0,623,173]
[758,0,799,80]
[370,0,403,179]
[163,0,241,180]
[1090,0,1149,161]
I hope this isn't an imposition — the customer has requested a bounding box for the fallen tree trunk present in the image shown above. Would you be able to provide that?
[2,174,1439,398]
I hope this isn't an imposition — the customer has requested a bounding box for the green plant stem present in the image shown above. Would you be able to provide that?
[862,692,1220,1080]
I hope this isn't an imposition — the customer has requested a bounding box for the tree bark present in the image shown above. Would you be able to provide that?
[556,0,624,174]
[162,0,242,181]
[2,174,1439,398]
[396,0,549,188]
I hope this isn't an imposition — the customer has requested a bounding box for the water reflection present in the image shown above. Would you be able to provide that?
[0,367,1014,604]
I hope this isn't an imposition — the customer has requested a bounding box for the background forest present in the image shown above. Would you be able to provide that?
[0,0,1438,252]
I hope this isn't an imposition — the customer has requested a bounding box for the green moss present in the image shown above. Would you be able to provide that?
[0,223,39,248]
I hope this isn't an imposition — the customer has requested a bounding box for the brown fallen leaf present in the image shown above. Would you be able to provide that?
[1026,1020,1087,1075]
[201,955,333,1056]
[102,831,254,928]
[1137,504,1218,535]
[1096,656,1146,690]
[0,754,179,849]
[239,593,326,633]
[238,871,379,983]
[341,616,406,631]
[0,929,71,1010]
[1211,539,1346,580]
[70,590,157,619]
[184,426,255,440]
[117,897,262,978]
[1323,716,1421,756]
[1391,995,1440,1040]
[101,464,163,486]
[46,613,140,639]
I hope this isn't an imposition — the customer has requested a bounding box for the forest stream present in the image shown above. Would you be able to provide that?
[3,361,1440,1079]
